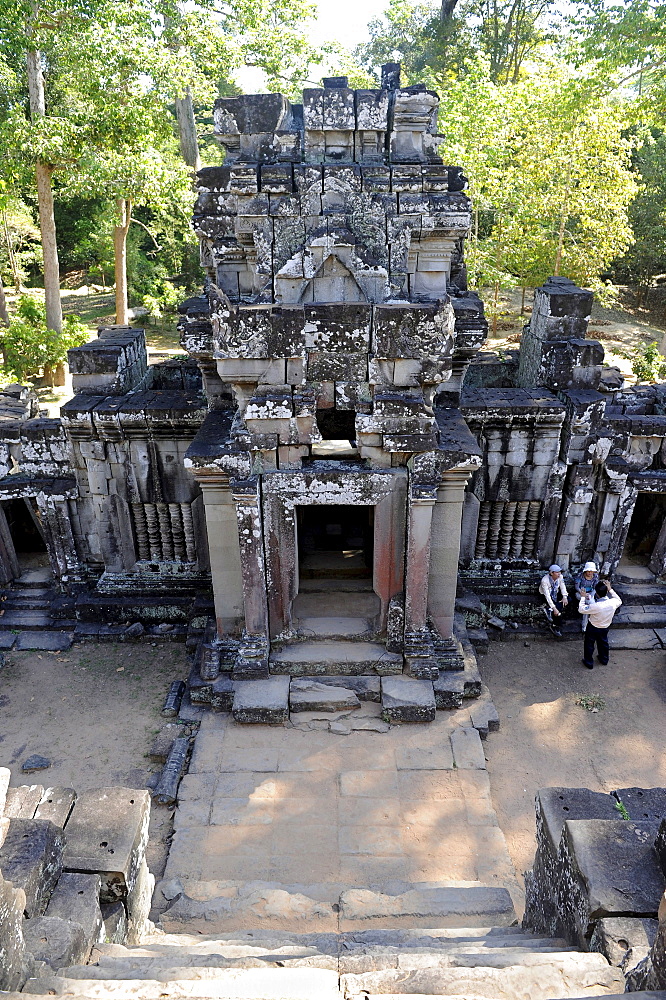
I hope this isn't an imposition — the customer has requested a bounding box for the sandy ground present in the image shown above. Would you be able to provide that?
[479,638,666,905]
[0,642,191,876]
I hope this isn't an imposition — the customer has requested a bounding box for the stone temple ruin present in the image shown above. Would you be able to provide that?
[1,65,666,714]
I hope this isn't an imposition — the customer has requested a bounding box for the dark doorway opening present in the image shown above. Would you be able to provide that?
[2,498,49,571]
[297,504,373,579]
[622,492,666,567]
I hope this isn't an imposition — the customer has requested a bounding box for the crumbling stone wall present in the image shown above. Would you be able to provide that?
[0,767,154,988]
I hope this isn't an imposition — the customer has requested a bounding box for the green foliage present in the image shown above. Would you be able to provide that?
[0,294,89,381]
[612,131,666,288]
[437,73,638,293]
[614,799,630,820]
[620,340,666,383]
[142,278,180,322]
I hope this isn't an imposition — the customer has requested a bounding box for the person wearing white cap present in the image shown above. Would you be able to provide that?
[575,561,599,633]
[539,564,568,637]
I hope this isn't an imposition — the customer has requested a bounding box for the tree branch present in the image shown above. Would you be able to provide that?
[130,215,161,250]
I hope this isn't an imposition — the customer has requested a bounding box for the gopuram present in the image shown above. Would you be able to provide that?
[0,65,665,714]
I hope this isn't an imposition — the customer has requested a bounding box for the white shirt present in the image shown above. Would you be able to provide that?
[578,589,622,628]
[539,573,568,610]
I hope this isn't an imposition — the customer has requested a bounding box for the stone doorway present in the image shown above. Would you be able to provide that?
[621,491,666,577]
[297,504,373,581]
[0,498,49,584]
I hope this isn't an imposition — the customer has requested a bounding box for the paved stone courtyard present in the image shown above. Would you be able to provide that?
[161,709,519,910]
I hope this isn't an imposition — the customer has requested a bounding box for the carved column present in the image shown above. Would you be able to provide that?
[404,482,437,678]
[232,477,270,678]
[428,465,475,668]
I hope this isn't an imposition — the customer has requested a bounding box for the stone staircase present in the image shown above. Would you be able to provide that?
[0,569,75,651]
[187,579,489,725]
[17,918,632,999]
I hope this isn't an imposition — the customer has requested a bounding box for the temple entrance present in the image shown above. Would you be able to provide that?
[620,491,666,577]
[297,504,373,580]
[0,498,49,584]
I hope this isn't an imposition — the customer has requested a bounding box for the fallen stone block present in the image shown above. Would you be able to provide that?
[524,787,620,938]
[469,694,500,739]
[63,787,150,903]
[161,680,185,717]
[380,676,435,723]
[294,674,381,701]
[590,915,658,972]
[0,872,28,990]
[0,818,64,916]
[290,678,361,713]
[433,670,464,709]
[22,915,87,970]
[559,819,665,946]
[15,632,73,652]
[4,784,45,819]
[125,857,154,945]
[100,901,127,944]
[450,726,486,768]
[147,726,187,764]
[45,872,102,962]
[468,627,489,653]
[210,674,234,712]
[34,788,76,828]
[233,676,289,724]
[0,766,9,813]
[152,738,190,807]
[21,755,51,774]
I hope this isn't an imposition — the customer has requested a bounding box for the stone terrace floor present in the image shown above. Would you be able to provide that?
[159,706,521,926]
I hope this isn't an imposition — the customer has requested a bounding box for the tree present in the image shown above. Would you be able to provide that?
[611,131,666,296]
[437,73,638,300]
[354,0,558,88]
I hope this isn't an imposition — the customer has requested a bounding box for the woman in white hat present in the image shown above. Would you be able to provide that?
[575,561,599,633]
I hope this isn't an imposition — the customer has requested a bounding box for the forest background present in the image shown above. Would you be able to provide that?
[1,0,666,385]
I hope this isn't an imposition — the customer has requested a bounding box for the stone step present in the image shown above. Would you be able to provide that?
[380,676,436,723]
[2,595,53,609]
[93,934,572,962]
[613,583,666,605]
[63,948,584,979]
[15,568,54,587]
[297,579,375,593]
[292,592,380,618]
[289,678,362,713]
[232,677,289,725]
[270,641,403,676]
[296,617,374,640]
[133,926,567,949]
[0,611,54,628]
[614,607,666,627]
[340,952,624,997]
[23,969,340,998]
[338,885,517,930]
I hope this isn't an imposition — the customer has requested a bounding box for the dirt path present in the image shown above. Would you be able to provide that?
[479,638,666,913]
[0,642,190,876]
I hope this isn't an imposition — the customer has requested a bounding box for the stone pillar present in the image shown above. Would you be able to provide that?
[428,465,475,665]
[198,473,244,635]
[404,482,437,678]
[232,477,270,678]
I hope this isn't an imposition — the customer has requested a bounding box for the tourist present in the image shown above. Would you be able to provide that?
[575,561,599,633]
[579,580,622,668]
[539,564,568,637]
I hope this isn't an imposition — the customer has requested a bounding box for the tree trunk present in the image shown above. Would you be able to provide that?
[26,40,63,335]
[521,285,526,314]
[114,197,132,325]
[554,158,573,277]
[2,213,23,292]
[35,162,62,334]
[0,277,9,326]
[175,88,201,172]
